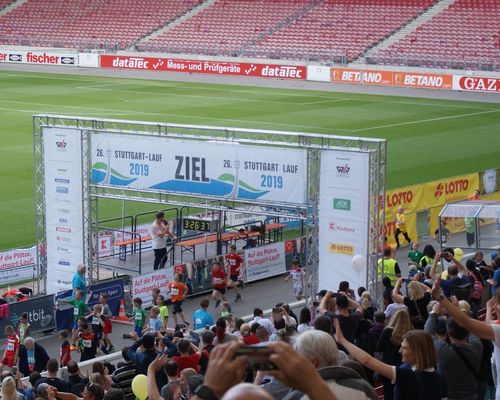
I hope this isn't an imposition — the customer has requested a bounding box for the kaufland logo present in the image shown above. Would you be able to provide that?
[328,222,355,233]
[56,227,71,233]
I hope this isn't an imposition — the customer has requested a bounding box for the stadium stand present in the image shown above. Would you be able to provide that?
[0,0,203,50]
[244,0,437,62]
[139,0,319,56]
[367,0,500,71]
[0,0,13,9]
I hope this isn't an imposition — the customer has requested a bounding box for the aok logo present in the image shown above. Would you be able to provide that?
[328,243,354,256]
[434,180,469,198]
[333,198,351,211]
[336,164,350,175]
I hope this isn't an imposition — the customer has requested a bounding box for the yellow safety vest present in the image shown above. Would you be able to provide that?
[378,258,397,286]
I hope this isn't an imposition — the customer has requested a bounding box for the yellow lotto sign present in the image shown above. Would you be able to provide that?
[384,173,479,246]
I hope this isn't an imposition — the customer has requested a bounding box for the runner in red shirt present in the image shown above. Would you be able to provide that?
[226,245,244,302]
[167,273,189,327]
[0,325,19,368]
[211,261,228,309]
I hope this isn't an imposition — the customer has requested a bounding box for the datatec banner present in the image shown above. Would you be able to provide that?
[318,150,371,291]
[43,128,85,294]
[91,134,307,204]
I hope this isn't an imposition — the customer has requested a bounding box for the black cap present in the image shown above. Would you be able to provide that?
[316,290,327,297]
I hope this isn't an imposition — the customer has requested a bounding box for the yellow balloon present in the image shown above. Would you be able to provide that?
[131,374,148,400]
[454,248,464,261]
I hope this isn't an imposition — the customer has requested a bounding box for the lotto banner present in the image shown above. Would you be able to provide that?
[91,134,307,204]
[384,172,480,247]
[43,128,85,294]
[318,150,371,291]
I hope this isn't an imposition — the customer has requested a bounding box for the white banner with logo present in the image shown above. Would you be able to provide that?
[318,150,370,291]
[43,128,85,294]
[244,242,286,282]
[452,75,500,93]
[0,49,78,66]
[91,134,307,204]
[131,268,173,308]
[0,246,36,285]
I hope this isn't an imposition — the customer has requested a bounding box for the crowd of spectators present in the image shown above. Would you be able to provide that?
[0,245,499,399]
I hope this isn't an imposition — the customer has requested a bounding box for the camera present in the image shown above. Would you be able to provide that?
[234,346,277,370]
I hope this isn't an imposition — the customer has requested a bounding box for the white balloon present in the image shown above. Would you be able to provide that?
[352,255,366,273]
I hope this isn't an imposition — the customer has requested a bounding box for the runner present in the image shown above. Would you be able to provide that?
[394,206,411,250]
[211,261,228,309]
[285,259,305,300]
[167,273,189,326]
[226,245,244,302]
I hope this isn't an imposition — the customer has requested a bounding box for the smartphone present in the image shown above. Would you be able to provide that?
[234,346,277,370]
[272,307,283,314]
[122,333,132,339]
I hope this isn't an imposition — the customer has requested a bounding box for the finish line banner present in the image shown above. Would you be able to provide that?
[91,134,307,204]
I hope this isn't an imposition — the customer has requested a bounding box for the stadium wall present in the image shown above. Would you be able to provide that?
[1,46,499,92]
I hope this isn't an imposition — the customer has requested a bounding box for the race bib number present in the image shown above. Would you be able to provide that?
[6,342,14,351]
[73,308,79,316]
[135,312,142,320]
[229,259,236,265]
[83,339,92,348]
[92,317,99,325]
[213,278,222,284]
[171,288,179,296]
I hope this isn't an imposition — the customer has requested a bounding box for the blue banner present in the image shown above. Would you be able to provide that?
[56,279,124,331]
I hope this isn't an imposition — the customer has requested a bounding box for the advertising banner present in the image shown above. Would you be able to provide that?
[452,75,500,93]
[331,68,452,90]
[306,65,331,82]
[0,50,77,66]
[0,294,56,335]
[55,279,125,331]
[131,268,173,309]
[0,246,36,285]
[91,134,307,204]
[244,242,286,282]
[318,150,371,291]
[422,173,479,208]
[43,128,85,294]
[100,55,306,79]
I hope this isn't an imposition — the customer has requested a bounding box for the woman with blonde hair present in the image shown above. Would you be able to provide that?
[392,277,431,320]
[337,323,447,400]
[360,291,377,320]
[1,377,18,400]
[375,309,412,400]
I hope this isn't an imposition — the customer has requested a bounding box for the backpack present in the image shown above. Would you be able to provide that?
[470,273,484,301]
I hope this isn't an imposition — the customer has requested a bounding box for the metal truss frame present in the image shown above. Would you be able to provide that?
[33,114,386,296]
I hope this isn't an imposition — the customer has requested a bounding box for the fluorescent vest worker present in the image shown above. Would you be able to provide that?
[378,258,397,286]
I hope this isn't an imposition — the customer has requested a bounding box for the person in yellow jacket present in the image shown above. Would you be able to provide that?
[395,206,412,250]
[378,248,401,286]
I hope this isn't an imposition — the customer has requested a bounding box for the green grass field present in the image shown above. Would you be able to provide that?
[0,69,499,250]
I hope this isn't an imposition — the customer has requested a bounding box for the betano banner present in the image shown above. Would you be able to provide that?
[384,172,479,247]
[91,134,307,204]
[318,150,371,291]
[331,68,453,90]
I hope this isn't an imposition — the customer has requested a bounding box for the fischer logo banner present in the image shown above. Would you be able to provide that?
[0,50,77,66]
[331,68,452,90]
[453,75,500,93]
[101,55,306,79]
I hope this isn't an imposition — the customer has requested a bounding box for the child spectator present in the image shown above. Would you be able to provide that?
[99,293,114,353]
[59,330,71,368]
[151,288,160,307]
[155,294,169,329]
[144,306,163,335]
[17,313,31,347]
[220,302,231,318]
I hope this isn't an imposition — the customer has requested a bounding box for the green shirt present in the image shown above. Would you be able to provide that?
[408,250,423,264]
[133,307,147,328]
[159,305,169,324]
[68,299,89,323]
